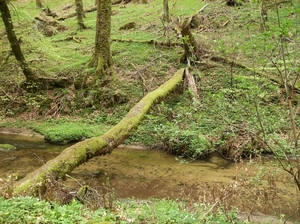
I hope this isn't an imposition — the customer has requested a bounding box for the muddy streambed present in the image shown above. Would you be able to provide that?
[0,132,299,222]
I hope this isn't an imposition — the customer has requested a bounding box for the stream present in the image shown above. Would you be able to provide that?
[0,131,299,223]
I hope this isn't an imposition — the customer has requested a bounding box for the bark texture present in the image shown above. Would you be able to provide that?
[180,18,200,63]
[183,68,199,101]
[112,38,181,47]
[75,0,86,30]
[260,0,268,30]
[163,0,170,22]
[89,0,112,79]
[0,0,37,82]
[36,0,43,8]
[12,68,185,196]
[58,5,97,21]
[173,17,206,63]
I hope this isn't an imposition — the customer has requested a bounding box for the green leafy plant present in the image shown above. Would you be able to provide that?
[0,196,242,224]
[0,197,86,224]
[30,118,108,143]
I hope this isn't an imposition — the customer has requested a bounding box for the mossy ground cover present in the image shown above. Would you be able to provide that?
[1,1,296,150]
[0,0,298,160]
[0,0,300,222]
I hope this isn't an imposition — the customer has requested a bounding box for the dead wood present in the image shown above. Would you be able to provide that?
[111,38,182,47]
[173,16,208,63]
[112,0,132,4]
[183,68,199,101]
[37,77,74,89]
[12,68,185,196]
[211,55,300,93]
[52,36,82,43]
[58,5,97,21]
[42,7,58,18]
[34,14,67,36]
[21,76,74,92]
[119,22,136,30]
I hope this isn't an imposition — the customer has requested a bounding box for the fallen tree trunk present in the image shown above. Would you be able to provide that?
[12,68,185,196]
[211,55,300,93]
[58,5,97,20]
[57,0,123,20]
[111,38,182,47]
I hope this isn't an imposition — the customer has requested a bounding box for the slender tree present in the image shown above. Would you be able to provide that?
[36,0,43,9]
[163,0,170,22]
[89,0,112,80]
[0,0,37,82]
[260,0,268,30]
[75,0,86,30]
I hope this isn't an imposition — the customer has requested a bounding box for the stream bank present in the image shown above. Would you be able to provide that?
[0,129,299,223]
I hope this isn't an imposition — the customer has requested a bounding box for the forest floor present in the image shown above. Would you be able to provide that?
[0,0,300,223]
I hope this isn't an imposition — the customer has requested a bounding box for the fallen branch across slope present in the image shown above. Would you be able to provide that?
[111,38,182,47]
[12,68,185,196]
[211,55,300,93]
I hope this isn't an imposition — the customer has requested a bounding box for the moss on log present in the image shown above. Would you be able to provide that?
[12,68,185,196]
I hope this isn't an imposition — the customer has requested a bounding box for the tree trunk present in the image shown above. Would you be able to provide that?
[173,16,207,64]
[36,0,43,9]
[12,68,186,196]
[183,68,199,101]
[89,0,112,80]
[163,0,170,22]
[260,0,268,31]
[0,0,37,82]
[180,18,200,63]
[75,0,86,30]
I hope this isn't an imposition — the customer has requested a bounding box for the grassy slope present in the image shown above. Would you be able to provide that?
[0,0,299,153]
[0,0,300,222]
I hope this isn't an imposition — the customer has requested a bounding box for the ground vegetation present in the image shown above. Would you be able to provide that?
[0,0,300,222]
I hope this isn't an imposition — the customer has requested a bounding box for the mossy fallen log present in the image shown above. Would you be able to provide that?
[111,38,182,47]
[12,68,185,196]
[58,6,97,21]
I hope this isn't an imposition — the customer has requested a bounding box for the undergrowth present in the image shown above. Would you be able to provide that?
[0,196,240,224]
[0,0,300,222]
[0,0,299,161]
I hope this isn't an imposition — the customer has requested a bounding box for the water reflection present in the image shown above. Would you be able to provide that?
[0,133,66,179]
[0,132,299,222]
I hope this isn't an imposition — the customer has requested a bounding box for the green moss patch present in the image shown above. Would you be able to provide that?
[0,144,16,151]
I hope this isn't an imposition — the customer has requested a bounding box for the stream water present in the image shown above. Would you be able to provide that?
[0,132,299,223]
